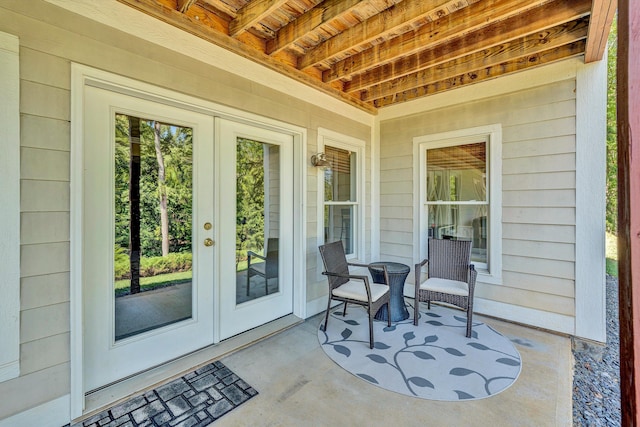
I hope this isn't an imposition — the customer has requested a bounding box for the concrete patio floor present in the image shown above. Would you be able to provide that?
[217,309,573,426]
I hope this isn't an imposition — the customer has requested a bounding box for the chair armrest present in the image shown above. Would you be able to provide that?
[247,251,266,268]
[467,264,478,298]
[415,258,429,270]
[248,251,266,261]
[322,271,368,281]
[414,259,429,299]
[347,261,370,268]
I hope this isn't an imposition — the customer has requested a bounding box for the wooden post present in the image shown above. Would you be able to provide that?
[129,117,141,295]
[617,0,640,424]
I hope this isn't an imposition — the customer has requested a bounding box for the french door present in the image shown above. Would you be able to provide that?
[81,86,294,392]
[216,118,294,340]
[82,86,215,391]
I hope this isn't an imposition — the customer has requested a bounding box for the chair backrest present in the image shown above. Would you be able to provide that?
[318,241,349,289]
[265,237,279,278]
[427,238,472,282]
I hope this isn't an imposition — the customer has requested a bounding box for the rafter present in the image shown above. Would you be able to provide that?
[266,0,363,55]
[229,0,289,38]
[585,0,617,62]
[177,0,197,13]
[360,20,589,101]
[118,0,601,110]
[115,0,377,113]
[372,40,587,108]
[327,0,591,83]
[346,15,590,94]
[298,0,481,70]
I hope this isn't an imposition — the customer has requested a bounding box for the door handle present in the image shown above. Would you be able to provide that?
[204,238,214,247]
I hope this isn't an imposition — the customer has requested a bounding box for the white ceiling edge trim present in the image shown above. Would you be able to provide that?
[378,57,581,121]
[44,0,374,126]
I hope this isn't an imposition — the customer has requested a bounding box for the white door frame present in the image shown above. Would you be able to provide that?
[70,64,307,419]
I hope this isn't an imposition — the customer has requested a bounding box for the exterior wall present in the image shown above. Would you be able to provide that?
[379,78,579,326]
[0,1,372,422]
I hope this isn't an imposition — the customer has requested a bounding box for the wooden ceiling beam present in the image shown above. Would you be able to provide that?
[326,0,591,83]
[115,0,377,113]
[585,0,617,62]
[155,0,228,33]
[177,0,197,13]
[360,20,589,101]
[229,0,289,38]
[372,40,587,108]
[266,0,363,55]
[298,0,480,70]
[342,7,591,91]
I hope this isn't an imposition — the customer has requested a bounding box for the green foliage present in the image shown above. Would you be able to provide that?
[115,115,193,257]
[606,232,618,277]
[606,19,618,234]
[114,251,192,280]
[114,271,192,296]
[236,138,266,264]
[606,258,619,277]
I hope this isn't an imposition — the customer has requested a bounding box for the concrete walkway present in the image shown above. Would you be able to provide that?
[218,311,573,426]
[114,271,276,339]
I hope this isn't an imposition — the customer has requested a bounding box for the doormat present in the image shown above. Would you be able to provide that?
[318,301,521,401]
[73,361,257,426]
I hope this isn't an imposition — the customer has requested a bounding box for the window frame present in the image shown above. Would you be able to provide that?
[414,124,502,283]
[316,128,365,261]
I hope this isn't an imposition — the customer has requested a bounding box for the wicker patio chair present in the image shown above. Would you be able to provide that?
[414,238,478,337]
[246,237,279,296]
[319,241,391,349]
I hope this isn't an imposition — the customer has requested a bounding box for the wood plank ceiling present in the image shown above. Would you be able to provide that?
[118,0,616,113]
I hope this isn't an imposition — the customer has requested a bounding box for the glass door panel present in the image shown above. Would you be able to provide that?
[113,114,194,340]
[236,139,280,304]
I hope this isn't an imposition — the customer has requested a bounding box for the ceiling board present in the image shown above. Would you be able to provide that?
[116,0,616,112]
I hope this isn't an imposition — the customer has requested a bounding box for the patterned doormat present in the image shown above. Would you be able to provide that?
[73,361,257,426]
[318,301,521,401]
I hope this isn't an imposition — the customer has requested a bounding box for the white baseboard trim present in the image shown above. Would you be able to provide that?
[406,290,574,336]
[0,395,70,427]
[306,295,342,319]
[473,298,575,336]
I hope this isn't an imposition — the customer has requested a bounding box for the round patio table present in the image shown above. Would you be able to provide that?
[368,261,411,322]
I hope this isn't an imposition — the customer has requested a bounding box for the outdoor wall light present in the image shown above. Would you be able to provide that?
[311,152,332,170]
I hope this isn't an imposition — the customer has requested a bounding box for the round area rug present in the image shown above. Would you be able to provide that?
[318,301,521,401]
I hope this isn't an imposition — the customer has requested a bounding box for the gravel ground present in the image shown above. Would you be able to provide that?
[573,275,621,426]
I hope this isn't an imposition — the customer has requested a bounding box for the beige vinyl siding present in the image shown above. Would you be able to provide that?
[0,39,73,418]
[379,78,577,319]
[0,1,374,419]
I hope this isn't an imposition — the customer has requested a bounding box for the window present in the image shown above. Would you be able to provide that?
[415,125,502,280]
[324,146,356,254]
[317,128,364,259]
[425,142,488,265]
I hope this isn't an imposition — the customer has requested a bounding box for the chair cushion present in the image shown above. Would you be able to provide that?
[332,280,389,302]
[419,277,469,296]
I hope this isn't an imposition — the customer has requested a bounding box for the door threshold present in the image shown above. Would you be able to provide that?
[80,314,303,422]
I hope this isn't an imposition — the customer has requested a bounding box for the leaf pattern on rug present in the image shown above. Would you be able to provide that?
[318,301,522,401]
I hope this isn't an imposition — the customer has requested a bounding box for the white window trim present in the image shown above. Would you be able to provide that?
[413,124,502,284]
[316,128,366,263]
[0,31,21,383]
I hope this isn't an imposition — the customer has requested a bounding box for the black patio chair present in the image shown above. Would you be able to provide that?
[414,238,477,337]
[246,237,279,296]
[318,241,391,349]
